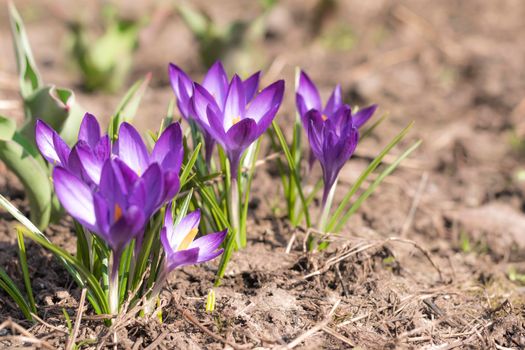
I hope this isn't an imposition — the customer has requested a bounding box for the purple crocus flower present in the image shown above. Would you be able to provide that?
[306,106,359,205]
[35,113,110,183]
[160,204,226,273]
[190,72,285,178]
[296,70,377,168]
[169,61,261,165]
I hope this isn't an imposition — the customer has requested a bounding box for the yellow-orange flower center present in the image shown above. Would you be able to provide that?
[322,114,328,121]
[232,116,241,125]
[179,228,199,251]
[114,204,123,221]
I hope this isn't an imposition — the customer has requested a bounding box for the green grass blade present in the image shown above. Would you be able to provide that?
[326,121,414,232]
[0,267,33,321]
[16,228,36,313]
[271,120,311,227]
[333,140,422,232]
[180,143,202,187]
[20,227,109,313]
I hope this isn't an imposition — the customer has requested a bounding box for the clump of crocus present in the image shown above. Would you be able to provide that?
[35,113,186,315]
[169,61,260,165]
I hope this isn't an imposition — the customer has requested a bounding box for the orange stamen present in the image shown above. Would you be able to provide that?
[179,228,199,250]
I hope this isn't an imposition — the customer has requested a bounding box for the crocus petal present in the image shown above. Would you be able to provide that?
[108,205,145,253]
[168,63,193,119]
[243,71,261,103]
[132,163,164,216]
[78,113,101,148]
[93,193,110,234]
[202,61,229,107]
[223,75,246,130]
[324,85,342,118]
[190,83,221,127]
[297,71,322,112]
[295,94,310,120]
[75,143,103,185]
[353,104,378,129]
[53,132,71,167]
[246,80,284,122]
[255,104,280,137]
[205,105,228,146]
[307,115,324,160]
[165,248,200,272]
[35,120,70,166]
[151,122,183,173]
[99,159,132,207]
[225,118,257,150]
[53,167,97,232]
[189,229,227,263]
[169,209,201,251]
[113,123,150,175]
[162,170,180,203]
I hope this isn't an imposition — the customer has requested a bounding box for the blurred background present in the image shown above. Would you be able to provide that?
[1,0,525,242]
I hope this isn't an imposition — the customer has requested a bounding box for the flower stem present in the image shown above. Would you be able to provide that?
[230,176,241,249]
[109,251,121,317]
[318,178,338,232]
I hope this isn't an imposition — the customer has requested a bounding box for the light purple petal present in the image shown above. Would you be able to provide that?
[53,132,71,167]
[151,122,183,173]
[223,75,246,130]
[53,167,97,232]
[93,193,110,234]
[35,120,70,166]
[202,61,229,107]
[324,85,342,118]
[168,63,193,119]
[165,248,200,272]
[243,71,261,103]
[297,70,322,112]
[113,123,150,175]
[169,209,201,251]
[190,83,221,127]
[205,105,228,146]
[78,113,101,148]
[75,143,103,185]
[246,80,284,122]
[255,104,280,137]
[353,104,377,129]
[189,229,226,263]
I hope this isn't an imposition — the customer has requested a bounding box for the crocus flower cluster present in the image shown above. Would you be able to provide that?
[296,71,378,202]
[169,61,285,178]
[36,114,183,257]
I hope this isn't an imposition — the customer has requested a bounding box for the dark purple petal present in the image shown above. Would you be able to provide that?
[246,80,284,122]
[307,114,324,159]
[132,163,164,216]
[223,75,246,129]
[53,132,71,167]
[353,104,378,129]
[99,160,130,207]
[243,71,261,103]
[255,104,280,137]
[108,205,145,253]
[205,105,228,146]
[324,85,342,118]
[297,70,322,112]
[202,61,229,107]
[151,122,183,173]
[165,248,200,272]
[53,167,97,232]
[162,170,180,203]
[35,120,70,166]
[225,118,257,150]
[189,229,226,263]
[93,192,110,234]
[78,113,101,148]
[113,123,150,175]
[168,63,193,119]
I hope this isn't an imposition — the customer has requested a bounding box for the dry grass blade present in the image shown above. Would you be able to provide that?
[0,318,54,350]
[66,288,87,350]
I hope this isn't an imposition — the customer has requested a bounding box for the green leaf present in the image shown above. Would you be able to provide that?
[326,121,415,232]
[108,74,151,140]
[0,116,17,140]
[17,228,36,314]
[8,2,42,98]
[180,143,202,187]
[0,267,33,321]
[0,139,52,229]
[333,140,422,232]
